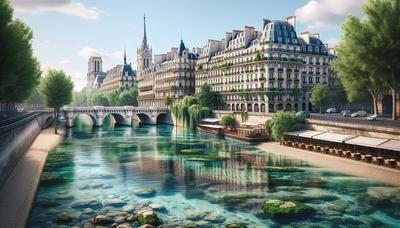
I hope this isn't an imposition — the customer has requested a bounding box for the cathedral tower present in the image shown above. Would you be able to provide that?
[137,14,152,76]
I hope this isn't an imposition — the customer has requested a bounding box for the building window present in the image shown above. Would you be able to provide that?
[308,77,313,84]
[316,77,320,83]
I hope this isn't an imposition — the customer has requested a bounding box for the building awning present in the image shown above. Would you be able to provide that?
[200,118,220,124]
[198,124,224,129]
[345,136,389,148]
[378,140,400,152]
[285,130,324,138]
[313,132,355,143]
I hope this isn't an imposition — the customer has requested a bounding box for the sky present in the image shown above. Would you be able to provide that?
[10,0,368,91]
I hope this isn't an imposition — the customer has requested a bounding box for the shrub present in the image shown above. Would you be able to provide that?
[220,115,235,129]
[265,111,305,141]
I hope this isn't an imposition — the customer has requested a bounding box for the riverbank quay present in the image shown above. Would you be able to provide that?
[257,142,400,186]
[0,127,64,228]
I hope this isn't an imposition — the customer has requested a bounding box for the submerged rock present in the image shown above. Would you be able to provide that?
[134,188,156,197]
[137,209,162,226]
[105,198,126,207]
[262,199,314,220]
[122,205,135,212]
[186,211,210,221]
[226,224,247,228]
[204,212,225,223]
[92,215,114,225]
[125,214,138,222]
[36,199,61,208]
[150,204,166,211]
[55,214,74,223]
[117,223,133,228]
[71,198,101,208]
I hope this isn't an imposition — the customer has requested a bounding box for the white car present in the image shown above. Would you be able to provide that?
[351,111,368,118]
[367,115,378,121]
[326,108,337,113]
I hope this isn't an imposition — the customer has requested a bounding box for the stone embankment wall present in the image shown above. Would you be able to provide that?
[0,112,52,187]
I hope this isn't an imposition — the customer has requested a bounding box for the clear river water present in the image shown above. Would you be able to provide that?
[28,117,400,227]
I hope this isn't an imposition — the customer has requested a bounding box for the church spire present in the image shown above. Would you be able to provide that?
[142,13,148,49]
[124,43,127,64]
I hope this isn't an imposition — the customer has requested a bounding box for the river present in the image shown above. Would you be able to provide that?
[28,118,400,227]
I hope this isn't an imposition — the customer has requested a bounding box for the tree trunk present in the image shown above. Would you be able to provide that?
[391,88,397,120]
[320,105,323,114]
[368,90,378,116]
[54,108,58,134]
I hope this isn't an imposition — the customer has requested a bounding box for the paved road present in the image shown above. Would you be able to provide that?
[309,113,400,128]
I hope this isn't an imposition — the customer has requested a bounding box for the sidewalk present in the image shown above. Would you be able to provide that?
[257,142,400,186]
[0,127,64,228]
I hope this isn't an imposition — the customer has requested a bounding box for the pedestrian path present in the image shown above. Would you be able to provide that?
[0,128,63,228]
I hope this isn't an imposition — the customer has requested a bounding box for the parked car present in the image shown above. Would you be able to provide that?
[296,111,311,118]
[351,110,368,118]
[342,110,351,117]
[367,115,378,121]
[326,108,337,113]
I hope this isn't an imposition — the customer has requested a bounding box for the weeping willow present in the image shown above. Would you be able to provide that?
[171,96,210,130]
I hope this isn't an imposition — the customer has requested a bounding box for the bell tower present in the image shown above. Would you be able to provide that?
[137,14,152,77]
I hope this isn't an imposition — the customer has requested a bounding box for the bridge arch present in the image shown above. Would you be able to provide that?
[104,113,131,126]
[73,113,96,128]
[156,113,170,124]
[135,112,153,125]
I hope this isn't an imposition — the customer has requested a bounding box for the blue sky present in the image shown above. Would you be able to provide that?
[11,0,368,91]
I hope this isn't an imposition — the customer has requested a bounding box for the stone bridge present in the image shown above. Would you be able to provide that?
[62,106,170,128]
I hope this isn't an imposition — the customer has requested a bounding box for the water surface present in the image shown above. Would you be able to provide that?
[29,123,400,227]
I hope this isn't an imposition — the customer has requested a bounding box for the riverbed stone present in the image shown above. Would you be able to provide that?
[117,223,133,228]
[122,205,135,212]
[55,214,74,223]
[114,215,126,223]
[83,208,94,214]
[132,200,152,210]
[134,188,156,197]
[204,212,226,223]
[105,198,126,207]
[262,199,314,220]
[137,209,162,226]
[40,173,65,185]
[71,198,101,208]
[225,223,247,228]
[139,225,154,228]
[92,215,114,225]
[185,210,209,221]
[150,204,166,211]
[36,199,61,208]
[125,214,138,222]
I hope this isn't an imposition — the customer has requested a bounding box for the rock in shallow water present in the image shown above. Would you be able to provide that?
[105,198,126,207]
[92,215,114,225]
[134,188,156,197]
[137,209,162,226]
[71,198,101,208]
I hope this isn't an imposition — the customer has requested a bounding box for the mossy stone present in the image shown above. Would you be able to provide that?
[226,224,247,228]
[137,211,162,226]
[262,199,314,220]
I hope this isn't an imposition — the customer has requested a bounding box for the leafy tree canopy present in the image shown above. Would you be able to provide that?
[0,0,41,109]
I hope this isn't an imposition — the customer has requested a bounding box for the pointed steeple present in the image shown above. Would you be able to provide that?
[124,44,127,64]
[179,39,186,56]
[142,13,148,49]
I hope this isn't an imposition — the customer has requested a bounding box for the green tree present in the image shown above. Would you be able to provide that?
[0,0,41,112]
[220,115,235,129]
[333,15,386,115]
[39,69,73,134]
[71,90,88,106]
[23,88,44,108]
[266,112,305,141]
[89,91,110,106]
[196,83,219,108]
[311,84,330,113]
[334,0,400,119]
[118,88,138,106]
[164,96,173,108]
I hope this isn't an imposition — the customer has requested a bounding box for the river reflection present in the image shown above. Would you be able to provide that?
[28,124,400,227]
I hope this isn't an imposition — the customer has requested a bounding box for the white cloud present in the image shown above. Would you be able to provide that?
[11,0,101,20]
[295,0,368,30]
[59,59,70,65]
[77,46,124,61]
[69,72,86,91]
[326,38,340,48]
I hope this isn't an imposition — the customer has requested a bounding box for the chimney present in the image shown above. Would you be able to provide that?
[312,33,320,39]
[286,16,296,30]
